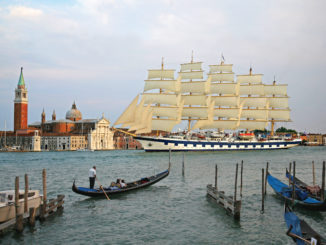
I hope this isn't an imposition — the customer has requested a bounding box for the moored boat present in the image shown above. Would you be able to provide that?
[72,167,170,198]
[267,171,326,211]
[286,169,326,201]
[0,190,42,223]
[284,203,326,244]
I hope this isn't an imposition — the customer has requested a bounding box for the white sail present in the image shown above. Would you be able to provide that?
[151,106,180,119]
[124,98,145,127]
[209,73,234,82]
[193,119,238,130]
[182,107,210,118]
[269,109,290,120]
[212,96,239,107]
[142,93,181,106]
[128,105,151,131]
[179,71,203,80]
[182,95,210,106]
[144,80,179,92]
[210,83,238,95]
[151,119,181,131]
[214,108,239,119]
[135,111,153,134]
[239,84,264,96]
[240,97,268,108]
[238,120,268,130]
[237,74,263,84]
[114,95,139,126]
[264,85,287,96]
[181,81,207,93]
[241,109,268,120]
[148,69,175,80]
[268,97,289,108]
[180,62,202,72]
[209,64,233,73]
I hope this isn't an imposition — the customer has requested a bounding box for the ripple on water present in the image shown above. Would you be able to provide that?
[0,147,325,244]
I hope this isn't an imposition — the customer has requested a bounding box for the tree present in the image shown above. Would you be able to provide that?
[275,127,297,134]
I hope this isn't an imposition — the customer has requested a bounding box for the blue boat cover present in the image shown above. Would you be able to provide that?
[284,211,304,245]
[77,187,99,192]
[267,174,322,204]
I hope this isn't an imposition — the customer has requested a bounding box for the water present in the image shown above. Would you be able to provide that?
[0,146,325,244]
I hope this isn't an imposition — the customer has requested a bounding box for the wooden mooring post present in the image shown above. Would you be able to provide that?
[182,152,185,177]
[207,163,241,220]
[240,160,243,198]
[234,163,238,203]
[0,170,65,234]
[288,162,292,186]
[24,174,28,213]
[261,169,264,214]
[292,161,296,206]
[321,161,325,201]
[40,169,47,221]
[264,162,269,196]
[312,161,315,186]
[215,164,218,190]
[15,176,23,232]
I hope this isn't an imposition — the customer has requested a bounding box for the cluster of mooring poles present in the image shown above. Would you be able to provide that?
[261,160,326,212]
[206,161,243,220]
[0,169,65,234]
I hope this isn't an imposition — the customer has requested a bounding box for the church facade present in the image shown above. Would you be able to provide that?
[0,68,114,151]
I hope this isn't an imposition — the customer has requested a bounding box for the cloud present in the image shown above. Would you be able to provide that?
[8,6,43,19]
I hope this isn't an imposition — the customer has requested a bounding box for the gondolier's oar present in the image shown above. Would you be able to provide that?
[286,225,311,244]
[96,177,110,200]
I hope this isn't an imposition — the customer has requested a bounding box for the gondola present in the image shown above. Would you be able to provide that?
[284,203,326,244]
[72,166,170,197]
[266,171,326,211]
[286,169,326,201]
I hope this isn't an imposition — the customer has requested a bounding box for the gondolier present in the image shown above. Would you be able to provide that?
[89,166,96,189]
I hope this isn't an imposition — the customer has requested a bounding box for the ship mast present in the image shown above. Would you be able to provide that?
[188,51,194,132]
[270,76,276,136]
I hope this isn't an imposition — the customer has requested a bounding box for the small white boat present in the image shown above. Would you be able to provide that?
[0,190,42,223]
[76,148,94,152]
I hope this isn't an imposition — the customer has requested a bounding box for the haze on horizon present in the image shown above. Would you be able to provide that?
[0,0,325,133]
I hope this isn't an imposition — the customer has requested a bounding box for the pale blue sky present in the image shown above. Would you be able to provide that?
[0,0,325,133]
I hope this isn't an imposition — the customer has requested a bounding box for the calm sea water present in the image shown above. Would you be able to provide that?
[0,146,325,244]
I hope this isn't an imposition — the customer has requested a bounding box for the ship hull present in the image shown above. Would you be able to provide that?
[134,136,301,152]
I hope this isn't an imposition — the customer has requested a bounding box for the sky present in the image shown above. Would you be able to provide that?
[0,0,325,133]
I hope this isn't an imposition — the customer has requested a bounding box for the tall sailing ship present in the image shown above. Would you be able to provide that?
[114,55,301,152]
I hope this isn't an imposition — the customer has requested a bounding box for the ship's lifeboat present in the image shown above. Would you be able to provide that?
[239,133,255,140]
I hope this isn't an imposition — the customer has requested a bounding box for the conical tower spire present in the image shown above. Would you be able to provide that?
[18,67,25,88]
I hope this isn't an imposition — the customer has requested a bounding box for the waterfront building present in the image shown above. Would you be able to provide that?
[0,68,114,151]
[306,134,323,146]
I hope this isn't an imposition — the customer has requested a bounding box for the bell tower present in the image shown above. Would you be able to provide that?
[14,67,28,131]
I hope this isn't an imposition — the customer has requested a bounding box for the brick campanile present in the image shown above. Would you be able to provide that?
[14,67,28,131]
